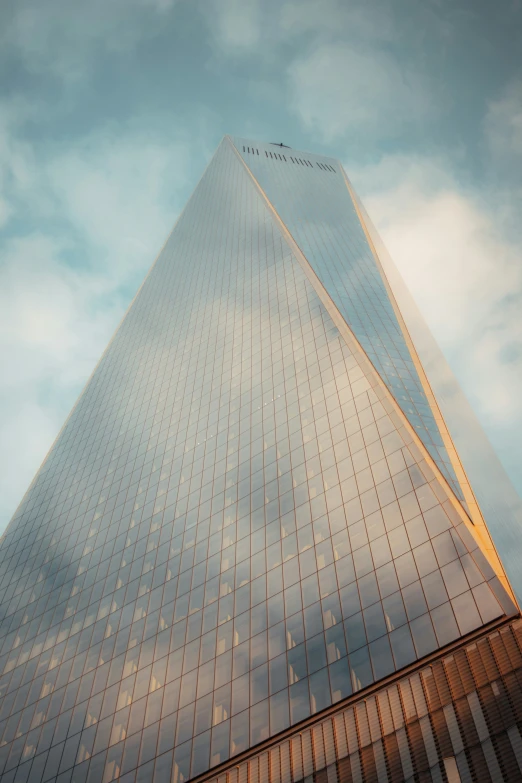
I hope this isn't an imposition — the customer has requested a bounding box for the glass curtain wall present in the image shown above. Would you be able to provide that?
[0,138,515,783]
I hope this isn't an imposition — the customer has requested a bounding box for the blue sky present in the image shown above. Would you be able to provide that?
[0,0,521,533]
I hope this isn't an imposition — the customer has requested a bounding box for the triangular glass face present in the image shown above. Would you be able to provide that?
[351,190,522,605]
[0,139,513,783]
[232,137,463,504]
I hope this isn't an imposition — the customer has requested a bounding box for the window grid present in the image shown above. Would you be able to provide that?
[198,618,522,783]
[0,139,511,783]
[232,136,462,501]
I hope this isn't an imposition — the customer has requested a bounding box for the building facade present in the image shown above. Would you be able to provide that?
[0,136,520,783]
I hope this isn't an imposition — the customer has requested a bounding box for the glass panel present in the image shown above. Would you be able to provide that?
[389,626,416,669]
[309,669,331,714]
[329,657,352,703]
[0,136,509,783]
[289,680,310,725]
[232,136,463,499]
[431,603,460,646]
[269,690,290,734]
[357,187,522,602]
[369,636,395,680]
[349,646,373,692]
[410,613,438,658]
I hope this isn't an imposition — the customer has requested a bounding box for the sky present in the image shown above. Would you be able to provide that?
[0,0,521,534]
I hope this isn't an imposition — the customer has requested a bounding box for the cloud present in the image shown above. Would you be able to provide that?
[0,110,194,534]
[0,99,192,270]
[0,197,13,228]
[351,153,522,488]
[0,233,122,528]
[0,100,41,219]
[206,0,396,57]
[202,0,437,142]
[46,128,190,276]
[2,0,179,81]
[287,43,434,142]
[280,0,395,42]
[207,0,262,51]
[355,156,519,341]
[484,78,522,165]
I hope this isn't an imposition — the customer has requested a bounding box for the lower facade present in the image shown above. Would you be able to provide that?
[192,616,522,783]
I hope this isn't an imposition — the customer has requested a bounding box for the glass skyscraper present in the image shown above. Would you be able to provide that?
[0,136,521,783]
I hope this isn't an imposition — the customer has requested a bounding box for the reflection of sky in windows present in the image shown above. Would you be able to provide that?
[0,138,512,782]
[354,194,522,608]
[233,137,461,500]
[200,616,522,783]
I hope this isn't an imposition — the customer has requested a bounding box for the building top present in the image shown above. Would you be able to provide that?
[231,135,341,168]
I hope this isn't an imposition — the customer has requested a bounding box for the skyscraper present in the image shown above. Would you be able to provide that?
[0,136,521,783]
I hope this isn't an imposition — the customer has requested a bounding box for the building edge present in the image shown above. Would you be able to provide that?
[0,137,230,547]
[339,168,518,610]
[228,135,517,612]
[189,614,522,783]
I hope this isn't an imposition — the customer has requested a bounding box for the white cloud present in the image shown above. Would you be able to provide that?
[47,129,190,276]
[208,0,261,50]
[0,233,123,529]
[287,43,434,142]
[356,157,520,344]
[202,0,435,142]
[351,154,522,484]
[201,0,436,145]
[0,113,193,534]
